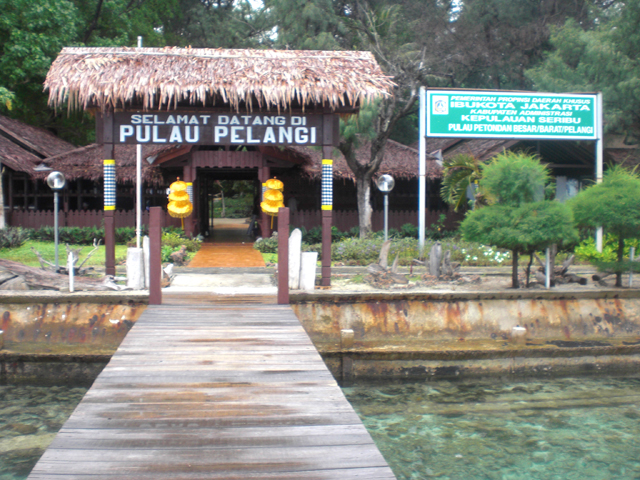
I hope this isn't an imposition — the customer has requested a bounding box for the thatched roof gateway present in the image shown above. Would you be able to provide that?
[45,47,394,112]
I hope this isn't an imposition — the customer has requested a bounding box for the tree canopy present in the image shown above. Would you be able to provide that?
[460,152,578,288]
[570,165,640,286]
[527,2,640,139]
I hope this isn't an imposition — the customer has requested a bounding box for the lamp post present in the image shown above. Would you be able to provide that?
[376,174,395,241]
[46,171,66,271]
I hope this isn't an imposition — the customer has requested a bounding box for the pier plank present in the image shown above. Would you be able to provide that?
[28,304,395,479]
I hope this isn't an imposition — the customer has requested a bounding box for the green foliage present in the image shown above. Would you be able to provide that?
[441,154,484,211]
[160,230,201,262]
[570,167,640,285]
[480,151,550,207]
[0,227,30,249]
[265,0,347,50]
[213,194,253,218]
[461,201,578,254]
[399,223,418,238]
[253,234,279,254]
[29,226,103,245]
[0,86,15,111]
[161,231,201,253]
[570,166,640,239]
[575,235,640,263]
[527,7,640,137]
[461,152,578,287]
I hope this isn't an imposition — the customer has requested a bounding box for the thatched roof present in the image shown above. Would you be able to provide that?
[0,114,76,175]
[0,135,41,174]
[38,144,178,185]
[45,47,394,112]
[289,139,442,181]
[0,115,75,158]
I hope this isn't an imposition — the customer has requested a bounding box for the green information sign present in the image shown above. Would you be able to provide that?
[426,90,598,140]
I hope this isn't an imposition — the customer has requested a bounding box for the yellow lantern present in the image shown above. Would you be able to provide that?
[265,178,283,191]
[261,178,285,228]
[167,177,193,229]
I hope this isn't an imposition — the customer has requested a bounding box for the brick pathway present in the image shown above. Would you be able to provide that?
[187,219,265,268]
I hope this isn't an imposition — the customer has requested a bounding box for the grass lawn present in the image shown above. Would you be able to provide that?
[0,240,129,269]
[262,252,278,264]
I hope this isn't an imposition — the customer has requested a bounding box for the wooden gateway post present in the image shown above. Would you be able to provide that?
[45,47,393,287]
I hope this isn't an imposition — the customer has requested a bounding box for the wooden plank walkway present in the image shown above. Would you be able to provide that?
[29,304,396,479]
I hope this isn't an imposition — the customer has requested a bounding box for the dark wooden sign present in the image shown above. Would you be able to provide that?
[107,112,326,146]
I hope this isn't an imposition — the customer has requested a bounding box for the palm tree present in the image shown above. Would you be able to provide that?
[440,153,484,211]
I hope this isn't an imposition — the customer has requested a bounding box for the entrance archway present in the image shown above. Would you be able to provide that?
[45,47,393,285]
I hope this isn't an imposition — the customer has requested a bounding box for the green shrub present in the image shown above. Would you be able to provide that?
[253,234,279,253]
[161,231,201,253]
[303,226,322,244]
[400,223,418,238]
[0,227,31,249]
[30,226,104,245]
[575,234,640,263]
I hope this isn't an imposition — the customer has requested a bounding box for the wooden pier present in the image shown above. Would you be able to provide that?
[29,304,395,479]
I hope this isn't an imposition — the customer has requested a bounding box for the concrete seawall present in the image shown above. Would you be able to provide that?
[0,291,147,382]
[291,289,640,380]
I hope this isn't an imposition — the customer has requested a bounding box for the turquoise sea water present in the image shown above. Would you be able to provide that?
[343,376,640,480]
[0,384,87,480]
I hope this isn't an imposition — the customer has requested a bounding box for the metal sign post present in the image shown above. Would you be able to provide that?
[418,87,426,256]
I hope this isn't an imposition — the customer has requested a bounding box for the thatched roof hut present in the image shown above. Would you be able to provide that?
[0,115,76,174]
[289,139,442,181]
[45,47,394,112]
[37,144,177,185]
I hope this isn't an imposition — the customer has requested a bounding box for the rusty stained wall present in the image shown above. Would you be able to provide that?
[1,302,145,347]
[292,297,640,345]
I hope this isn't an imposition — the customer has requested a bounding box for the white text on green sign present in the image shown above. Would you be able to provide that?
[426,90,598,140]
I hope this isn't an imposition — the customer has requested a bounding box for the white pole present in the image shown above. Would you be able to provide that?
[418,87,426,256]
[384,194,389,241]
[596,92,604,252]
[68,251,75,293]
[630,247,635,288]
[136,36,143,249]
[545,247,551,289]
[54,191,60,271]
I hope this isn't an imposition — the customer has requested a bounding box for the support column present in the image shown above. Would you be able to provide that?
[277,207,290,305]
[183,165,194,238]
[103,145,116,277]
[149,206,163,305]
[259,163,270,238]
[321,147,333,287]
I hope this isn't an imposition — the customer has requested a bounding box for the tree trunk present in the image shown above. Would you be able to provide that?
[511,250,519,288]
[525,251,533,287]
[0,162,4,229]
[356,174,373,238]
[616,236,624,287]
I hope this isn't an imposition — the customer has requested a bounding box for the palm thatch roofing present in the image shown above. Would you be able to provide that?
[37,144,178,185]
[0,114,76,174]
[45,47,394,112]
[0,135,41,174]
[289,139,442,181]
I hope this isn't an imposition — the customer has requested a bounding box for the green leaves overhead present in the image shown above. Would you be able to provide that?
[527,6,640,137]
